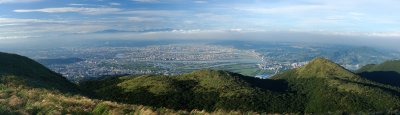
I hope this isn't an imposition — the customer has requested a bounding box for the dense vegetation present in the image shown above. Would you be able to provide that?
[2,52,400,114]
[1,52,251,114]
[82,58,400,113]
[357,60,400,87]
[273,58,400,112]
[80,69,295,113]
[0,52,79,93]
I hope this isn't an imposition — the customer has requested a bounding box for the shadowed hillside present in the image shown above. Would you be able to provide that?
[1,52,400,114]
[80,69,294,112]
[272,58,400,112]
[357,60,400,87]
[81,58,400,113]
[0,52,79,93]
[0,52,250,114]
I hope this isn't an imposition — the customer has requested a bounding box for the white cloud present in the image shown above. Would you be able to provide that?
[68,3,89,6]
[119,10,185,17]
[194,1,207,4]
[109,2,121,6]
[0,18,52,23]
[41,24,107,33]
[235,4,325,14]
[0,17,110,36]
[1,22,108,34]
[14,7,122,15]
[132,0,159,3]
[4,0,400,44]
[0,0,41,4]
[0,35,37,40]
[195,13,230,20]
[127,17,158,22]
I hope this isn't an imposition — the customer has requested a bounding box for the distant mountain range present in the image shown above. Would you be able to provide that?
[1,52,400,114]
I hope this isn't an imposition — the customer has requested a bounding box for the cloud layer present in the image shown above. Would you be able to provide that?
[0,0,41,4]
[1,0,400,50]
[14,7,122,15]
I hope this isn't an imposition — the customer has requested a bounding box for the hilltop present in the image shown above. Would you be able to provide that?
[357,60,400,73]
[0,52,245,114]
[80,69,291,112]
[1,52,400,114]
[0,52,79,92]
[273,58,400,112]
[82,58,400,113]
[273,57,359,80]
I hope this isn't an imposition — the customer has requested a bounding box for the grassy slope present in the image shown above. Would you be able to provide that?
[0,52,254,114]
[357,60,400,73]
[0,52,78,93]
[1,52,400,114]
[80,69,296,113]
[273,58,400,112]
[81,58,400,113]
[1,83,251,114]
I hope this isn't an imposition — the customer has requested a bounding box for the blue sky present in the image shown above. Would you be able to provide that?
[1,0,400,44]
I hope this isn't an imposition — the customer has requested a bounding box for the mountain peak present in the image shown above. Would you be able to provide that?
[310,57,333,63]
[306,57,341,68]
[294,57,359,79]
[272,57,359,80]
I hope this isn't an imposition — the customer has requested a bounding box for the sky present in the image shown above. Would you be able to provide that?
[1,0,400,49]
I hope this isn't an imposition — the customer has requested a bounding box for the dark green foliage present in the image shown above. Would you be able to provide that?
[0,52,79,93]
[357,60,400,73]
[80,69,293,112]
[1,52,400,114]
[357,60,400,87]
[358,71,400,87]
[82,58,400,113]
[0,52,207,114]
[276,58,400,113]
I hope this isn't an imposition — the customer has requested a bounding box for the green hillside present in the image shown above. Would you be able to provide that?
[357,60,400,87]
[1,52,400,114]
[0,52,79,93]
[81,58,400,113]
[274,57,359,80]
[273,58,400,112]
[80,69,295,113]
[357,60,400,73]
[0,52,245,114]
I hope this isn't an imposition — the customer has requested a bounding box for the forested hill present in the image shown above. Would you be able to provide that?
[0,52,231,114]
[81,58,400,113]
[0,52,79,92]
[272,58,400,112]
[1,52,400,114]
[357,60,400,87]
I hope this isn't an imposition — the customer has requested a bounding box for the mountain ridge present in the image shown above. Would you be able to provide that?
[81,57,400,113]
[0,52,234,114]
[273,57,360,80]
[0,52,79,93]
[1,52,400,114]
[357,60,400,87]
